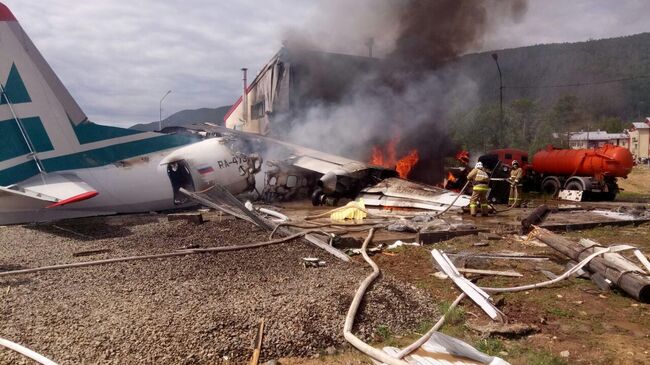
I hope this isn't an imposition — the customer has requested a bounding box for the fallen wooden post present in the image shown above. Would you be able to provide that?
[249,319,265,365]
[531,227,650,302]
[521,205,551,234]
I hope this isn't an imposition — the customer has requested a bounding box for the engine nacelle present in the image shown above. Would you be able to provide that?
[160,138,261,204]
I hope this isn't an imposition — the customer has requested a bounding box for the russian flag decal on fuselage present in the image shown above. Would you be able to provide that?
[197,165,214,175]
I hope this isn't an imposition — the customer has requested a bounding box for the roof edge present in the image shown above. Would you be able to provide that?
[0,3,17,22]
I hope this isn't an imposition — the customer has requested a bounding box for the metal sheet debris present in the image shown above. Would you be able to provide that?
[558,189,584,201]
[431,249,502,320]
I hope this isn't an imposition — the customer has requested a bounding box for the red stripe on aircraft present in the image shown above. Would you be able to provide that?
[46,191,99,208]
[0,3,17,21]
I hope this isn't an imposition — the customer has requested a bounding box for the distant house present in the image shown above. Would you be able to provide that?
[568,130,629,149]
[224,47,378,135]
[629,118,650,159]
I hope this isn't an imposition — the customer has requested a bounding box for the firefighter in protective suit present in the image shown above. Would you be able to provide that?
[508,160,523,207]
[466,162,490,216]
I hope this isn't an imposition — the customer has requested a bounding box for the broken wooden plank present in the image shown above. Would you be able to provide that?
[249,319,265,365]
[167,212,204,224]
[457,268,523,277]
[539,218,650,232]
[72,249,112,257]
[416,229,488,245]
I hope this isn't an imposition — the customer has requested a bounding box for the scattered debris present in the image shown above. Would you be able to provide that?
[431,249,503,320]
[558,189,583,202]
[381,332,510,365]
[478,232,502,240]
[530,228,650,302]
[387,222,418,233]
[520,204,552,234]
[457,268,523,278]
[302,257,326,268]
[167,212,204,224]
[466,321,539,338]
[387,241,420,250]
[448,252,550,262]
[249,319,265,365]
[359,178,470,212]
[473,242,489,247]
[345,231,507,365]
[72,249,112,257]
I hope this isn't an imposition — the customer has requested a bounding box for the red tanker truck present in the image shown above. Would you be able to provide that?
[479,144,634,201]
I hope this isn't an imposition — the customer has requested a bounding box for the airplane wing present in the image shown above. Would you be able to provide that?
[190,123,397,201]
[2,173,98,208]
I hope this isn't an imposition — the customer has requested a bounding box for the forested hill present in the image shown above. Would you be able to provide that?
[444,32,650,153]
[453,32,650,119]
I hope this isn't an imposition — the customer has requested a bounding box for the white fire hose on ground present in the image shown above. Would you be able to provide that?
[0,338,58,365]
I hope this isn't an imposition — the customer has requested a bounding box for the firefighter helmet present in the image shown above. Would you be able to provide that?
[512,160,519,167]
[475,162,483,169]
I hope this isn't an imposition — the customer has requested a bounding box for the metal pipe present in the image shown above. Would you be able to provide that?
[491,53,503,127]
[241,68,248,126]
[159,90,172,131]
[0,230,316,278]
[0,82,46,174]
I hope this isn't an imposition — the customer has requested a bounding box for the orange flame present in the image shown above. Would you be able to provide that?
[455,150,470,165]
[396,150,419,179]
[370,136,419,179]
[447,171,458,183]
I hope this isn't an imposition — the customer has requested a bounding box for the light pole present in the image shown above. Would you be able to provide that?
[491,53,503,126]
[159,90,172,131]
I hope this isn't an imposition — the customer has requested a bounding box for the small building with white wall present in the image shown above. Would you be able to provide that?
[568,130,629,149]
[629,119,650,159]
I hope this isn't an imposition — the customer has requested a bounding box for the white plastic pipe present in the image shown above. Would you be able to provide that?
[0,338,58,365]
[258,207,289,222]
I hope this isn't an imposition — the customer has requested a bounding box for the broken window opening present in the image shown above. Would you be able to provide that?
[251,100,265,120]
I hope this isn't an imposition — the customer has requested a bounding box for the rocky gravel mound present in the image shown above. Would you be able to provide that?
[0,214,437,364]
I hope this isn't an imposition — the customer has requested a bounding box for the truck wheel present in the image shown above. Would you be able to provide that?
[541,179,560,196]
[565,181,583,191]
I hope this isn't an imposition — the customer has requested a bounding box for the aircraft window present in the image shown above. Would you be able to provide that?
[286,175,298,188]
[269,176,277,186]
[251,100,265,120]
[505,153,513,159]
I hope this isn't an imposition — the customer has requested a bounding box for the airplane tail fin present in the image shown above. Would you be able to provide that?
[0,3,186,187]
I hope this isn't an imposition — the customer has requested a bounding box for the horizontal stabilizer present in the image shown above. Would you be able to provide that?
[3,173,98,208]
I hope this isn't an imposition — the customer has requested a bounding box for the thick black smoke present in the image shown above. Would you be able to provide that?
[280,0,528,184]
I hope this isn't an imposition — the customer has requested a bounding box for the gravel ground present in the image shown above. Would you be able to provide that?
[0,213,437,364]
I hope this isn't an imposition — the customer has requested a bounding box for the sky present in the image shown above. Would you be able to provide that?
[3,0,650,127]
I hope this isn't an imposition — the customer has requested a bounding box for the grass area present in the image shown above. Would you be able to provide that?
[475,338,506,356]
[522,350,569,365]
[617,166,650,200]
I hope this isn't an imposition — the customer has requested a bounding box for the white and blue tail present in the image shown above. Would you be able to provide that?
[0,3,195,189]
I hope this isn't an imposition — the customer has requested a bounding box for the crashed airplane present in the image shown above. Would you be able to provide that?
[0,3,467,225]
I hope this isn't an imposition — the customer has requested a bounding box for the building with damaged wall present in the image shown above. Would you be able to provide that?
[224,47,378,135]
